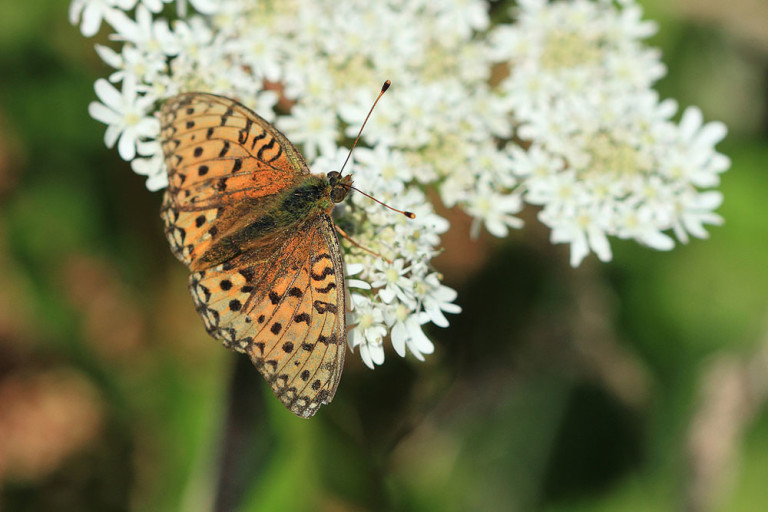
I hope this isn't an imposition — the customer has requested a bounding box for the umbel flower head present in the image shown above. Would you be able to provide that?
[489,0,730,266]
[73,0,729,364]
[73,0,471,368]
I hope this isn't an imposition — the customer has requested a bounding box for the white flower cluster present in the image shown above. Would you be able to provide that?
[73,0,730,364]
[490,0,730,266]
[72,0,468,368]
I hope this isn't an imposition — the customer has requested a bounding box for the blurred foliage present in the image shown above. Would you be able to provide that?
[0,1,767,511]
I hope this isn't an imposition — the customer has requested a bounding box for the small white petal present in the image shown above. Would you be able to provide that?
[347,279,371,290]
[80,4,105,37]
[94,79,122,109]
[88,102,120,125]
[104,125,121,148]
[391,322,407,358]
[117,132,136,160]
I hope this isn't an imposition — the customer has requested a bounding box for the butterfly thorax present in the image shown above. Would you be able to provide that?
[194,174,341,270]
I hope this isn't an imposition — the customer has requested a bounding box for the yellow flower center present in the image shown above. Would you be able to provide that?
[540,30,601,70]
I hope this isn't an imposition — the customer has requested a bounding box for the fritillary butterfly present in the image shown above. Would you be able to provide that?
[159,92,363,418]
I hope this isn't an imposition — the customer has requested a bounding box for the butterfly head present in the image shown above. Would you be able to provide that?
[327,171,352,203]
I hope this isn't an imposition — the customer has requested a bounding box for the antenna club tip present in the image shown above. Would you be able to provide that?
[405,211,415,219]
[382,80,391,92]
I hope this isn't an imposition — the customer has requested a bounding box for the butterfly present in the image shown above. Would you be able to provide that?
[158,92,359,418]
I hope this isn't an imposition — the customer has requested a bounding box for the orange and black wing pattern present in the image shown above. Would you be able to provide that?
[158,93,346,418]
[159,93,309,268]
[188,215,346,418]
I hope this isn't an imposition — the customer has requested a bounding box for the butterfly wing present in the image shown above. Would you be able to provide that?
[159,93,347,417]
[189,214,346,418]
[159,92,310,268]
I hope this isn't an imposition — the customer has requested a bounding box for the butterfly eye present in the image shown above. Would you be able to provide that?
[330,186,348,203]
[327,171,341,183]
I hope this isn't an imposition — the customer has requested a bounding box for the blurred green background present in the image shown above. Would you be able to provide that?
[0,1,766,511]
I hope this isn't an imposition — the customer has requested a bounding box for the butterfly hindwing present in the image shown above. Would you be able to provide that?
[187,214,346,418]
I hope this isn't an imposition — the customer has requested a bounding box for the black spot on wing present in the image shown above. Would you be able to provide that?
[312,301,337,314]
[256,136,275,157]
[310,267,335,281]
[315,282,336,293]
[239,268,255,282]
[267,144,283,163]
[249,131,266,150]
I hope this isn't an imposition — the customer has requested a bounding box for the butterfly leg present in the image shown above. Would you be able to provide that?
[334,225,392,263]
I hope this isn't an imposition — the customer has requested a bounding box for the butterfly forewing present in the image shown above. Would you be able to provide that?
[160,92,347,418]
[160,93,306,268]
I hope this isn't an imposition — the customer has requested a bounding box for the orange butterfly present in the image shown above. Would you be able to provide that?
[158,87,390,418]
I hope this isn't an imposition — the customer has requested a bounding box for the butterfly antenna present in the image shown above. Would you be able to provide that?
[338,80,415,220]
[349,186,415,219]
[338,80,390,176]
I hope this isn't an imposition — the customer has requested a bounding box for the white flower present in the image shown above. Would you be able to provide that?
[671,107,730,188]
[415,273,461,329]
[466,178,524,238]
[70,0,133,37]
[370,259,413,305]
[673,190,724,244]
[130,139,167,191]
[488,0,729,265]
[108,5,181,57]
[348,294,388,369]
[385,305,434,361]
[344,262,371,290]
[351,145,412,195]
[544,205,614,267]
[100,45,166,86]
[223,27,284,83]
[277,104,338,161]
[168,16,213,63]
[88,76,159,161]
